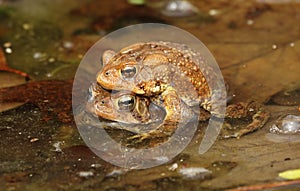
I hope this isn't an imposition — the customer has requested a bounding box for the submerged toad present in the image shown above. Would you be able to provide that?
[87,83,196,137]
[87,83,165,125]
[95,41,269,140]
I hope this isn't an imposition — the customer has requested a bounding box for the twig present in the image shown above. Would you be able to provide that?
[227,179,300,191]
[0,47,31,80]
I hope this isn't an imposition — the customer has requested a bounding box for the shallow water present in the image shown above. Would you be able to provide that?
[0,0,300,190]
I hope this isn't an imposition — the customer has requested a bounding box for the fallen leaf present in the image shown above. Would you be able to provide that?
[279,168,300,180]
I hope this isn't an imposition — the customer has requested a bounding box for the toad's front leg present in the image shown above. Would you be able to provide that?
[223,101,270,138]
[128,86,193,143]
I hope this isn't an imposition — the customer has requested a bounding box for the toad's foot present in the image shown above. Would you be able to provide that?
[223,101,270,138]
[127,123,176,143]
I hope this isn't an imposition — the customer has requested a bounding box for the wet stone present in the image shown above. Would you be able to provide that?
[270,114,300,134]
[266,89,300,106]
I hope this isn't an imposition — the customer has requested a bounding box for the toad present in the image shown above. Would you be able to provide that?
[96,41,269,140]
[87,83,165,125]
[86,83,196,137]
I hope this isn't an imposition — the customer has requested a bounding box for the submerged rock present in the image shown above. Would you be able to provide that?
[266,89,300,106]
[266,114,300,143]
[270,114,300,134]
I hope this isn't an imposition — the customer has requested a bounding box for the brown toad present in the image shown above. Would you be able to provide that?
[87,83,165,126]
[96,41,269,140]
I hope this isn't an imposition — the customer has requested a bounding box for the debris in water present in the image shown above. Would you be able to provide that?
[161,0,198,17]
[63,41,74,49]
[3,42,12,48]
[53,141,64,152]
[208,9,220,16]
[46,73,53,78]
[106,169,126,177]
[78,171,94,178]
[279,168,300,180]
[127,0,145,5]
[90,163,102,168]
[5,47,12,54]
[33,52,47,61]
[22,23,32,30]
[247,19,254,25]
[178,167,212,180]
[272,44,277,50]
[48,57,56,63]
[168,163,178,171]
[30,138,39,143]
[3,42,12,54]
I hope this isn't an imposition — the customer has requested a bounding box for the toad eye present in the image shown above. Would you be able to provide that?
[121,66,136,79]
[99,100,105,105]
[117,95,135,111]
[105,71,110,77]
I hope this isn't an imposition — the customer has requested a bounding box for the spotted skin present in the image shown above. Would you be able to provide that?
[87,84,160,125]
[97,42,212,108]
[95,41,269,141]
